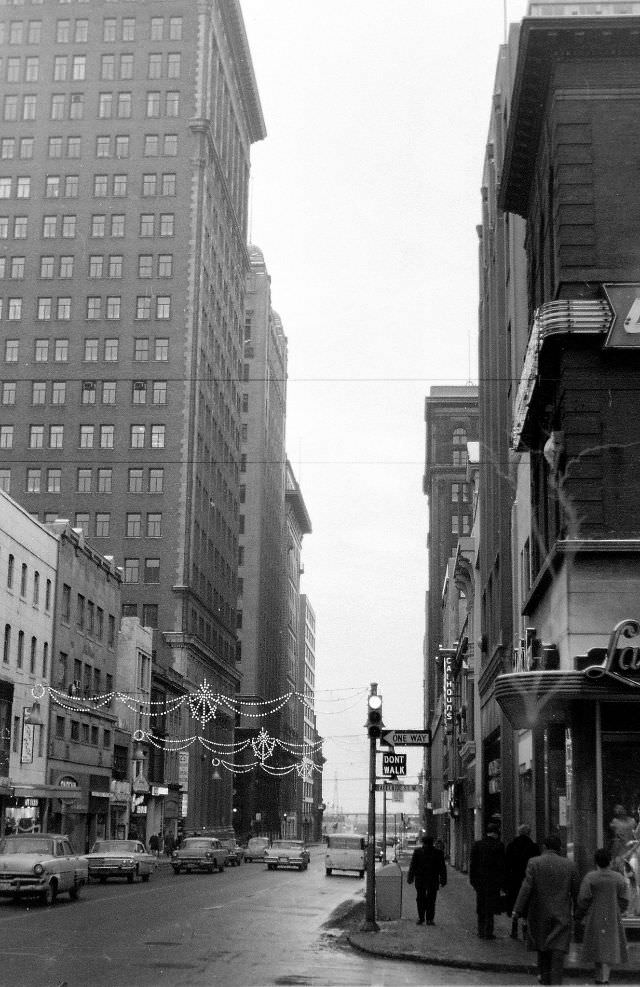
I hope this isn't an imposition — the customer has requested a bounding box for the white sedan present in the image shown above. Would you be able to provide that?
[265,839,310,871]
[0,833,87,905]
[86,839,156,884]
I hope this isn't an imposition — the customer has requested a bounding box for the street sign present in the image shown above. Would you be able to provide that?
[382,752,406,776]
[380,729,432,747]
[375,783,419,792]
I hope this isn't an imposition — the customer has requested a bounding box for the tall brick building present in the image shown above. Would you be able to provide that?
[490,2,640,881]
[0,0,265,831]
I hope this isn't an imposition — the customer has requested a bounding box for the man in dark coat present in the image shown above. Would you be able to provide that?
[407,835,447,925]
[513,834,580,985]
[505,824,539,939]
[469,823,506,939]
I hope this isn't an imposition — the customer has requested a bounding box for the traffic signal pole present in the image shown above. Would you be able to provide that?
[362,682,381,932]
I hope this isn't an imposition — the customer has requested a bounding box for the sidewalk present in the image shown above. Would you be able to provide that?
[348,864,640,980]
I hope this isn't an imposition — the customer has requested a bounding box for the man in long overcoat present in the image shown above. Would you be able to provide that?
[513,834,580,985]
[407,835,447,925]
[577,847,629,985]
[469,823,506,939]
[505,824,539,939]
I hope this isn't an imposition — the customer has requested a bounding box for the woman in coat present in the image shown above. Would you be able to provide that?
[577,847,629,985]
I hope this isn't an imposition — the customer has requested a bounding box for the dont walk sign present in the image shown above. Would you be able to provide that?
[382,752,407,777]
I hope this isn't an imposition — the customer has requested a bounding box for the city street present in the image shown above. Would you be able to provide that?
[0,847,532,987]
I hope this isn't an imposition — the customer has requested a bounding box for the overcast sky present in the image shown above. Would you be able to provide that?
[241,0,530,815]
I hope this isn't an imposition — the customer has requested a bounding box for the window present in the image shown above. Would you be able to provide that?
[0,426,13,450]
[54,339,68,362]
[151,425,165,448]
[132,381,146,404]
[126,513,141,537]
[134,337,149,361]
[13,219,27,240]
[2,624,10,663]
[17,631,24,669]
[57,297,71,320]
[166,92,179,117]
[156,296,170,319]
[110,215,124,238]
[147,513,161,537]
[96,513,110,537]
[61,584,71,622]
[61,215,76,238]
[77,468,91,493]
[82,381,96,405]
[144,558,160,583]
[89,256,103,278]
[29,425,44,448]
[169,17,183,40]
[37,299,52,321]
[113,175,127,197]
[5,340,18,362]
[43,216,57,238]
[159,214,174,236]
[51,94,65,120]
[40,256,54,278]
[97,469,112,494]
[142,174,157,197]
[131,425,145,448]
[101,54,115,81]
[49,425,63,448]
[74,514,89,536]
[142,604,159,628]
[16,177,30,199]
[102,381,116,405]
[47,469,61,493]
[52,382,65,405]
[33,572,40,606]
[117,93,131,119]
[149,468,163,493]
[104,338,118,361]
[91,215,105,237]
[79,425,94,449]
[98,93,112,119]
[106,296,121,319]
[124,559,139,583]
[7,555,14,589]
[152,381,167,405]
[146,92,160,118]
[0,471,10,493]
[93,174,108,197]
[27,468,41,493]
[140,214,154,236]
[100,425,114,449]
[155,338,169,361]
[162,173,176,196]
[35,337,49,359]
[128,469,143,493]
[56,716,65,739]
[136,297,151,319]
[2,383,15,405]
[167,54,181,79]
[148,54,162,79]
[453,427,468,466]
[158,254,172,277]
[138,256,153,278]
[144,136,158,157]
[72,56,86,81]
[60,256,74,278]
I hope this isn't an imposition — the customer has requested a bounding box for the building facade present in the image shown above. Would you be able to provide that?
[422,386,478,841]
[0,0,266,831]
[487,1,640,891]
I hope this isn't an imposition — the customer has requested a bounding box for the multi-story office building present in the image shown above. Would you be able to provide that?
[482,1,640,885]
[234,245,289,837]
[422,386,478,840]
[0,0,265,831]
[297,594,322,842]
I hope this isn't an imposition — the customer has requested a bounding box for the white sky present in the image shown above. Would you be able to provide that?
[241,0,530,814]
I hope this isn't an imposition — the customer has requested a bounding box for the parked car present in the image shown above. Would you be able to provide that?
[265,839,310,871]
[86,839,156,884]
[220,839,244,866]
[171,837,227,874]
[0,832,87,906]
[244,837,270,862]
[325,834,366,878]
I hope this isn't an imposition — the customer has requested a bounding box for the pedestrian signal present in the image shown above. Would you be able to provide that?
[366,693,383,739]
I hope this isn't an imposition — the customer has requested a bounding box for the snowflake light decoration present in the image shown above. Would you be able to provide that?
[251,728,276,763]
[188,680,219,730]
[295,755,314,782]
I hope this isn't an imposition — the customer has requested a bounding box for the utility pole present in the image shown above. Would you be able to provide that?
[362,682,382,932]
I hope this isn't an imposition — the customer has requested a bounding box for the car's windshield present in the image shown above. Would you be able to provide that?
[91,840,139,854]
[273,841,301,850]
[0,837,54,855]
[182,839,212,848]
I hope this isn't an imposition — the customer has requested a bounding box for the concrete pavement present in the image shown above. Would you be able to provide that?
[348,862,640,981]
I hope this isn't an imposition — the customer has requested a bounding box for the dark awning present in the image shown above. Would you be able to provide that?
[494,670,640,729]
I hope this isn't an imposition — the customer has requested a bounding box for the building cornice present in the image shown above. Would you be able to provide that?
[220,0,267,144]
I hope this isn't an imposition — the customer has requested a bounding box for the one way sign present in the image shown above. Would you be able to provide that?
[382,752,406,776]
[381,729,432,747]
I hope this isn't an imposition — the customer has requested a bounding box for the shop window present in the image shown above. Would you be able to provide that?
[70,720,79,742]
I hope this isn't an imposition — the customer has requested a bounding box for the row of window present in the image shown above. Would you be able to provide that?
[0,422,168,450]
[2,624,49,677]
[123,558,160,584]
[2,88,182,122]
[2,337,169,362]
[2,379,168,407]
[5,553,52,608]
[0,213,176,240]
[0,174,177,199]
[61,585,116,646]
[1,18,184,50]
[0,294,174,320]
[0,466,164,496]
[0,133,179,160]
[54,715,112,750]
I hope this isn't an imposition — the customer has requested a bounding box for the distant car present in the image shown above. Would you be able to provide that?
[86,840,156,884]
[0,832,87,906]
[265,839,310,872]
[325,834,366,878]
[171,837,227,874]
[220,839,244,866]
[244,837,270,862]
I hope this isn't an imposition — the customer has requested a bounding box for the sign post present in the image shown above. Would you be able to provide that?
[362,684,382,933]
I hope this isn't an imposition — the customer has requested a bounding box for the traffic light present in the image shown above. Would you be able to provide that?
[366,692,383,739]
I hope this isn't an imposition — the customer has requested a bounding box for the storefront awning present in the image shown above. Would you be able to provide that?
[11,784,84,799]
[494,670,631,729]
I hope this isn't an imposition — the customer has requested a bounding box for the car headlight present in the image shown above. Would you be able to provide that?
[205,851,213,859]
[33,863,44,876]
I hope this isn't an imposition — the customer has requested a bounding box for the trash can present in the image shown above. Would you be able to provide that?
[375,861,403,920]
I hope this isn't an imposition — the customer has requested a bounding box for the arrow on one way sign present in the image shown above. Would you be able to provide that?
[380,729,432,747]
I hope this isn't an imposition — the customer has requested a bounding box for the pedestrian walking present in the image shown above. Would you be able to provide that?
[407,835,447,926]
[505,824,539,940]
[576,847,629,986]
[164,832,175,856]
[469,823,506,939]
[149,832,160,857]
[513,834,580,985]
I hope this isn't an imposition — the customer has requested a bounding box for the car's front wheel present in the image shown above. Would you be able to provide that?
[42,881,57,907]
